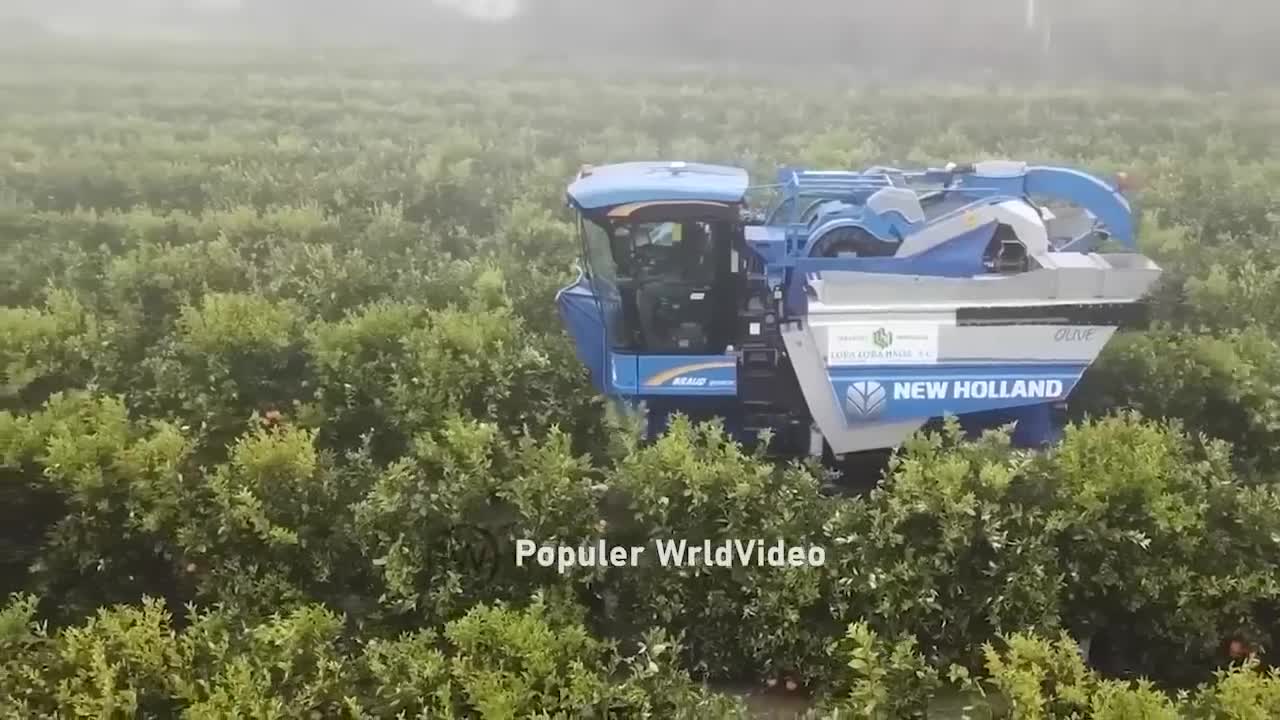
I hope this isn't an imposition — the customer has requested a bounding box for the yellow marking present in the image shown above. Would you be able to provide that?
[607,200,733,218]
[643,361,736,386]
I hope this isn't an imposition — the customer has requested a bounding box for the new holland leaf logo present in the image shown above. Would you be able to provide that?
[872,327,894,349]
[845,381,887,420]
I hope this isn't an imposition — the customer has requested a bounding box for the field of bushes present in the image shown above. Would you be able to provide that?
[4,43,1280,717]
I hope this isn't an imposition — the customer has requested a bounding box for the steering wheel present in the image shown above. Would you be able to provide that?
[632,243,677,275]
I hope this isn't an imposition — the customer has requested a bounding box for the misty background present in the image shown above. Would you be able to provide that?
[2,0,1279,87]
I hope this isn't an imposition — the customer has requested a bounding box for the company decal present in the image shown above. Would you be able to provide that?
[1053,327,1100,343]
[890,378,1065,400]
[845,380,888,420]
[669,376,734,387]
[842,376,1069,423]
[827,323,939,366]
[643,361,735,387]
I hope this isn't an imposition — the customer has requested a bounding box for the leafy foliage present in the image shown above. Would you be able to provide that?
[0,594,745,720]
[3,44,1280,716]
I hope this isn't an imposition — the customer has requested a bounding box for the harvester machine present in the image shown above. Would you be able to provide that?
[556,160,1161,469]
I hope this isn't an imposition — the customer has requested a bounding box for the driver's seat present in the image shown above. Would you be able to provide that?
[631,221,718,353]
[635,280,712,353]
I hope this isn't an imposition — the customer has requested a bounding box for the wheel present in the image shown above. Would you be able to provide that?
[819,442,893,496]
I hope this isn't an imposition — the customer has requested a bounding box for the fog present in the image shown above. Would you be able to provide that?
[3,0,1279,86]
[435,0,523,22]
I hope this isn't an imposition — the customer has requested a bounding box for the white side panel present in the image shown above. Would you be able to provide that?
[896,205,998,257]
[866,187,926,224]
[991,200,1049,255]
[895,199,1048,258]
[827,322,941,366]
[804,256,1161,307]
[782,324,927,454]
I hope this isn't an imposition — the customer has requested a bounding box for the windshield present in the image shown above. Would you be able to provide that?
[632,221,678,247]
[615,220,714,283]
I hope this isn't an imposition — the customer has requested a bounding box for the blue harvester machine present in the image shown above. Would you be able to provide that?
[556,160,1161,466]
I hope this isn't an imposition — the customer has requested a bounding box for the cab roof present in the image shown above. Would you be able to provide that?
[567,161,749,211]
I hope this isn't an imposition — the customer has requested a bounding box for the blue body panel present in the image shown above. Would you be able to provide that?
[1024,166,1133,249]
[782,221,1000,318]
[555,273,608,394]
[795,221,998,278]
[610,353,738,397]
[772,164,1134,255]
[961,404,1061,447]
[829,363,1085,426]
[643,396,747,442]
[567,162,749,211]
[556,275,739,399]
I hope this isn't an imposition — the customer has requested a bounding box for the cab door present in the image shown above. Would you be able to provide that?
[576,214,638,397]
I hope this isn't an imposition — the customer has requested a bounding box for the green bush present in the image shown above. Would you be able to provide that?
[175,423,377,622]
[596,416,834,684]
[815,627,1280,719]
[820,414,1280,688]
[1043,414,1280,683]
[819,621,941,719]
[354,416,600,624]
[308,299,609,462]
[975,631,1179,719]
[144,292,310,453]
[970,631,1280,720]
[0,392,190,620]
[1181,658,1280,719]
[0,289,97,407]
[1076,328,1280,474]
[824,422,1064,674]
[0,593,746,720]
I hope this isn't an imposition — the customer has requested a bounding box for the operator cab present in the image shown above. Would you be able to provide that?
[580,200,738,355]
[561,161,753,362]
[557,161,766,405]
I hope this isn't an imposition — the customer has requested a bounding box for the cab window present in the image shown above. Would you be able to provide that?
[581,217,617,283]
[618,220,713,283]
